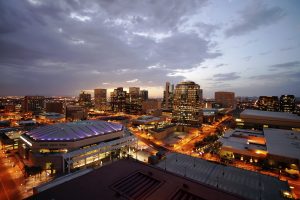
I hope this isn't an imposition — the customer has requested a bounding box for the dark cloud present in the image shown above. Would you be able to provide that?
[280,45,300,52]
[225,1,285,37]
[269,61,300,69]
[0,0,219,96]
[212,72,240,81]
[215,63,227,68]
[259,51,271,56]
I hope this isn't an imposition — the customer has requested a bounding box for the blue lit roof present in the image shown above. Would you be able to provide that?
[24,120,123,141]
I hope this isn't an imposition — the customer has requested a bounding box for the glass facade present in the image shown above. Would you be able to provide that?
[172,81,201,126]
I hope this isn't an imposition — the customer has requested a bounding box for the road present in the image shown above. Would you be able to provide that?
[0,153,22,200]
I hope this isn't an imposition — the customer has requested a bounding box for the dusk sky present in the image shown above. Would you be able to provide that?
[0,0,300,98]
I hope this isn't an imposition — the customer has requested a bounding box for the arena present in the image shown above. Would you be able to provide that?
[19,120,137,173]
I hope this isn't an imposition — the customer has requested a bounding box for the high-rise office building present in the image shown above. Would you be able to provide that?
[280,95,295,113]
[129,87,140,95]
[162,82,174,110]
[127,87,142,114]
[215,92,235,109]
[79,91,92,107]
[110,87,127,113]
[66,105,87,121]
[172,81,201,126]
[94,89,107,110]
[23,96,45,114]
[257,96,279,112]
[140,90,149,101]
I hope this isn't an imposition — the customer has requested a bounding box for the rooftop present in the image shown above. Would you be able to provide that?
[133,115,161,124]
[264,128,300,160]
[24,120,123,141]
[29,159,243,200]
[241,109,300,122]
[156,153,289,200]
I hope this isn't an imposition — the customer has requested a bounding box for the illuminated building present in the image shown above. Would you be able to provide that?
[94,88,107,110]
[65,105,87,121]
[140,89,149,101]
[238,109,300,130]
[142,99,161,114]
[45,101,64,114]
[215,91,235,109]
[172,81,201,126]
[219,128,300,169]
[257,96,279,111]
[23,96,45,114]
[18,120,136,173]
[38,112,65,124]
[162,82,174,110]
[79,91,92,107]
[110,87,127,112]
[126,87,142,114]
[280,95,295,113]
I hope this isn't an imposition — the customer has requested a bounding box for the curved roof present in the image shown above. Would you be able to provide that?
[25,120,123,141]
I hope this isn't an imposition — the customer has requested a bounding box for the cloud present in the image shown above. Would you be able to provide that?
[0,0,220,96]
[215,63,227,68]
[225,1,285,37]
[126,79,139,83]
[70,12,91,22]
[269,61,300,69]
[280,45,300,52]
[213,72,240,81]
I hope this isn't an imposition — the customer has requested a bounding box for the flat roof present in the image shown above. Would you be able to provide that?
[156,153,290,200]
[24,120,123,141]
[240,109,300,122]
[264,128,300,160]
[133,116,161,124]
[29,159,243,200]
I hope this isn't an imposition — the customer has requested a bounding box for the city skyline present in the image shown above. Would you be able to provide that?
[1,0,300,98]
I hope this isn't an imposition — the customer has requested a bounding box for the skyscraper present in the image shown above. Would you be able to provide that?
[162,82,174,110]
[280,95,295,113]
[215,92,235,109]
[140,90,149,101]
[23,96,45,114]
[110,87,127,112]
[127,87,142,114]
[172,81,201,126]
[79,91,92,107]
[94,89,107,110]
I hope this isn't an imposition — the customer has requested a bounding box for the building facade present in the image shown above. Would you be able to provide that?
[18,120,136,173]
[215,92,235,109]
[110,87,127,113]
[23,96,45,114]
[172,81,201,126]
[280,95,295,113]
[140,90,149,101]
[257,96,279,112]
[162,82,174,110]
[45,101,64,114]
[79,91,92,107]
[94,89,107,110]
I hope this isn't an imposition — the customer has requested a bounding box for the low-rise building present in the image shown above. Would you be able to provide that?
[238,109,300,130]
[219,128,300,169]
